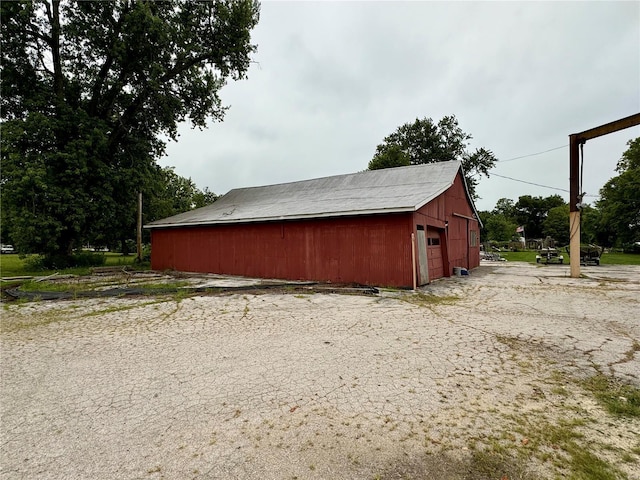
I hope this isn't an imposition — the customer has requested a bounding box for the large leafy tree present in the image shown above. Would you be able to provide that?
[596,137,640,247]
[85,166,218,253]
[367,115,497,199]
[1,0,259,256]
[145,166,218,224]
[513,194,565,240]
[484,214,518,242]
[542,204,570,245]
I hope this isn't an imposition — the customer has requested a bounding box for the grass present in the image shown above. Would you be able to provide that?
[0,253,141,277]
[599,252,640,265]
[582,373,640,418]
[15,279,192,299]
[498,251,536,263]
[494,250,640,265]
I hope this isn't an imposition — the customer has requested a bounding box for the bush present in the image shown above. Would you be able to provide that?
[25,252,107,271]
[622,243,640,254]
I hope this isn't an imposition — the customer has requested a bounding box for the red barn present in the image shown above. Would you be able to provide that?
[147,161,481,288]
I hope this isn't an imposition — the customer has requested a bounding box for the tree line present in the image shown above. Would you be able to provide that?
[480,137,639,249]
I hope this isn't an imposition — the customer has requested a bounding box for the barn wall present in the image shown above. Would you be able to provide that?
[412,172,480,279]
[151,213,415,287]
[443,173,480,273]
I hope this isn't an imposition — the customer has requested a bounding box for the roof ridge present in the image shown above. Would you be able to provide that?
[229,160,462,193]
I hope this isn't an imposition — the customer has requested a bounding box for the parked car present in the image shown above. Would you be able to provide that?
[0,244,15,254]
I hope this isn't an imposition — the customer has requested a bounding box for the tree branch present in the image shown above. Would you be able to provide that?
[106,51,214,153]
[88,8,127,116]
[49,0,65,105]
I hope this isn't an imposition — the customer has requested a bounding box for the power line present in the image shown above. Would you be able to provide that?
[490,172,569,192]
[497,144,568,163]
[490,172,599,198]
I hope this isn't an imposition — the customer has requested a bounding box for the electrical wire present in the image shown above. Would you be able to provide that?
[490,172,599,198]
[489,172,569,192]
[497,145,568,163]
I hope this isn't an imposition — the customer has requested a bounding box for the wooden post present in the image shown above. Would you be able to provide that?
[569,135,581,278]
[137,192,142,263]
[411,233,417,290]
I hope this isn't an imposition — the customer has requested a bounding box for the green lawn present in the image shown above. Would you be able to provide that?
[0,253,139,278]
[599,252,640,265]
[497,250,640,265]
[497,251,536,263]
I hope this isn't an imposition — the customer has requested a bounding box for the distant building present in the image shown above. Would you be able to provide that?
[146,160,482,288]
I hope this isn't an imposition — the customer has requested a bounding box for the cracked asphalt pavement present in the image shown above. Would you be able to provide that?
[1,262,639,479]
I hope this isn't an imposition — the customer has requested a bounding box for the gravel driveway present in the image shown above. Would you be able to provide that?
[1,262,639,479]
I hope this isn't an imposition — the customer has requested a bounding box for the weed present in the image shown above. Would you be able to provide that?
[620,452,636,463]
[566,447,621,480]
[582,374,640,418]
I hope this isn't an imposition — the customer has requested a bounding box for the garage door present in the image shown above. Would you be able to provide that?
[427,231,444,280]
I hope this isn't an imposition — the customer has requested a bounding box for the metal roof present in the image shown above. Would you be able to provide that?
[146,160,477,229]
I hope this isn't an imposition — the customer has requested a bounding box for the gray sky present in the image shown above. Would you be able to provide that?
[160,1,640,212]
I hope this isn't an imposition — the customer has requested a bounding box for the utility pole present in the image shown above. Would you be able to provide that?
[569,113,640,278]
[137,192,143,263]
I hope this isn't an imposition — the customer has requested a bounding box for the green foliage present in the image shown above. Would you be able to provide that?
[596,138,640,247]
[484,214,518,242]
[0,0,259,257]
[145,167,218,222]
[24,252,106,271]
[368,115,497,199]
[542,204,570,245]
[616,136,640,172]
[493,197,516,218]
[513,194,565,240]
[368,144,410,170]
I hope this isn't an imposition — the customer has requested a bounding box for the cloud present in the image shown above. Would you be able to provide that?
[160,1,640,212]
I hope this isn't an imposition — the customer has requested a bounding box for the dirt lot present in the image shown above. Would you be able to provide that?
[1,262,639,479]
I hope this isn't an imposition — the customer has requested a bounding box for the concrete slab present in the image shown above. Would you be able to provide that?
[1,262,638,479]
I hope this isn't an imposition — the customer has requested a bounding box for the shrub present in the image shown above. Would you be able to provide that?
[622,243,640,254]
[24,252,107,271]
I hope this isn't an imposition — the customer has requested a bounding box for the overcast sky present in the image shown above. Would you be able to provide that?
[160,1,640,212]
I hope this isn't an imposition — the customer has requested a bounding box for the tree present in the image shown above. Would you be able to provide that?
[485,214,518,242]
[368,145,410,170]
[596,138,640,247]
[492,198,516,219]
[192,187,219,209]
[0,0,259,257]
[145,166,217,222]
[81,165,217,254]
[513,194,565,239]
[542,204,570,245]
[368,116,497,199]
[580,204,610,246]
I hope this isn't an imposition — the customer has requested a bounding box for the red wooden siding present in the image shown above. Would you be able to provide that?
[442,173,480,273]
[412,172,480,278]
[151,213,415,287]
